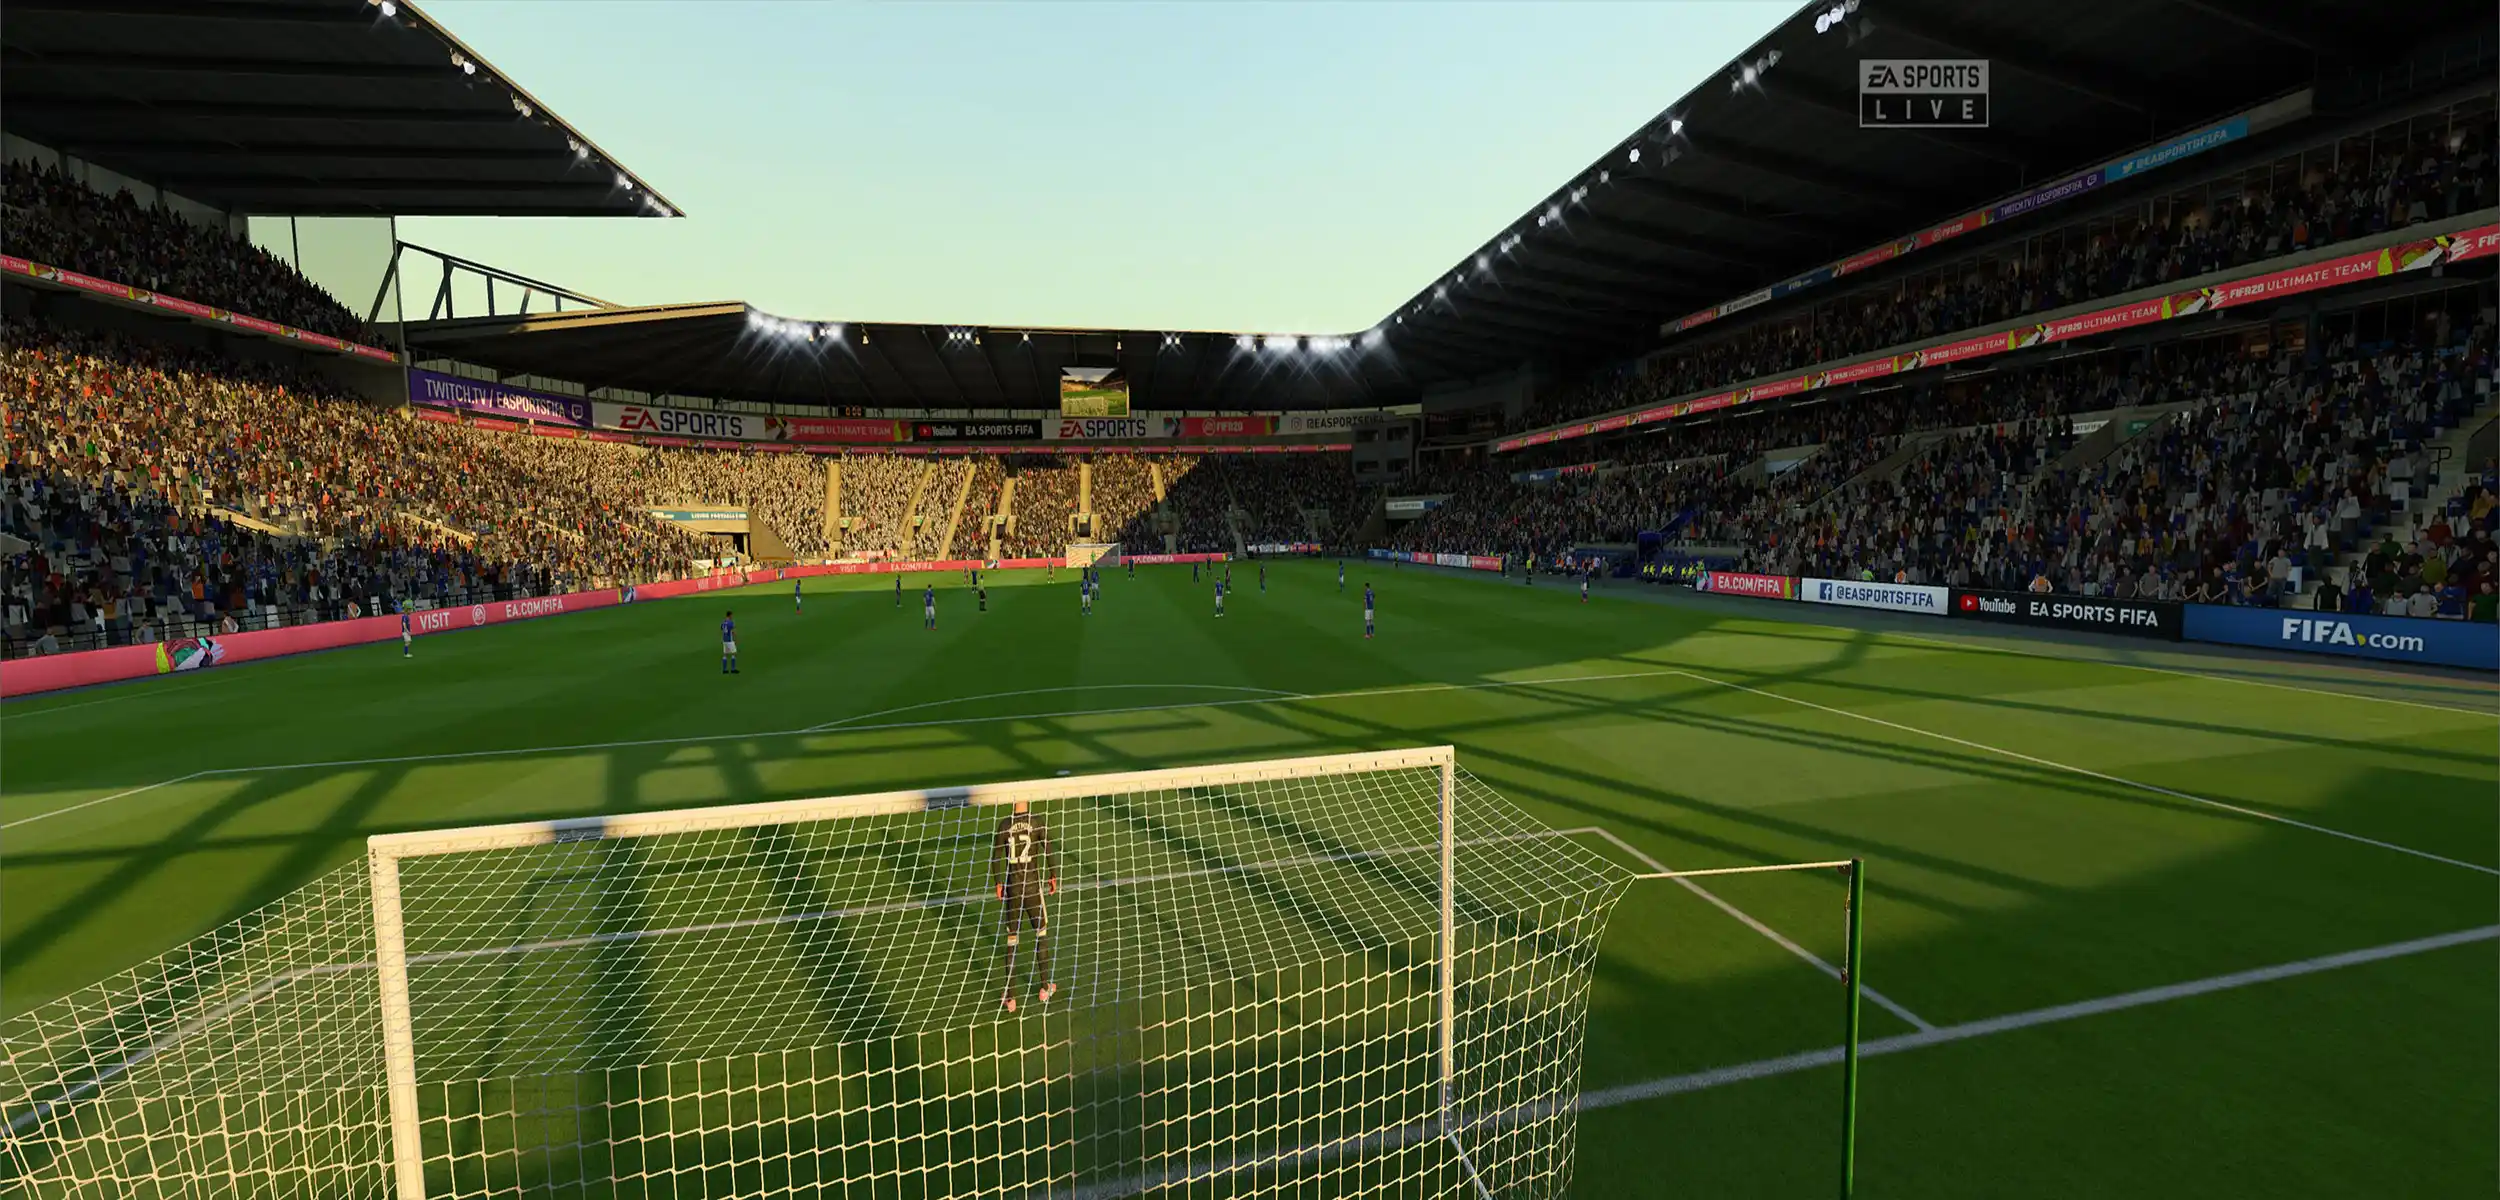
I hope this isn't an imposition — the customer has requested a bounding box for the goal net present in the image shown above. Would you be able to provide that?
[4,748,1630,1198]
[1066,542,1122,569]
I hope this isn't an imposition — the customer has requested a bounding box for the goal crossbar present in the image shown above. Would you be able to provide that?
[369,745,1485,1200]
[368,745,1461,860]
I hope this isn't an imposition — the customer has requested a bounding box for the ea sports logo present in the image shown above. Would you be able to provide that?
[471,605,487,626]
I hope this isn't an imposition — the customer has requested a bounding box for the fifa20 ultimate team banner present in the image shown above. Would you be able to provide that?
[1688,573,2495,671]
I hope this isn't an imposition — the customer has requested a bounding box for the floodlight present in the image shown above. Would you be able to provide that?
[1628,147,1640,163]
[1669,117,1684,135]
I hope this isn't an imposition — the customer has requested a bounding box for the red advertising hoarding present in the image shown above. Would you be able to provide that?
[1697,571,1797,599]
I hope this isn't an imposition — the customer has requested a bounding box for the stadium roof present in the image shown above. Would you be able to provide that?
[404,0,2496,410]
[407,305,1403,411]
[1372,0,2497,384]
[0,0,676,218]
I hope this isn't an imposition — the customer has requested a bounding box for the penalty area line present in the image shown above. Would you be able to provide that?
[1669,669,2500,878]
[3,668,1701,831]
[1058,925,2496,1198]
[1577,924,2499,1110]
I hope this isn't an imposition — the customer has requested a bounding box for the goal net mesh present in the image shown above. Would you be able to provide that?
[5,754,1629,1198]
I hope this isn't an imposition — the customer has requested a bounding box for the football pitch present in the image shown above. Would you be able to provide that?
[4,559,2493,1197]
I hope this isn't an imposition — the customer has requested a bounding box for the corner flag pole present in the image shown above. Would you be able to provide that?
[1838,857,1865,1200]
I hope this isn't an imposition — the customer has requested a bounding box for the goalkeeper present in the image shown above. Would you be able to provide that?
[991,799,1060,1012]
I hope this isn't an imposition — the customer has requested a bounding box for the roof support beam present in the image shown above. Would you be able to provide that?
[1610,175,1850,242]
[0,49,451,80]
[1758,75,2031,169]
[1676,131,1935,211]
[48,140,575,162]
[1571,211,1767,273]
[3,98,527,123]
[2169,0,2324,51]
[1,0,378,20]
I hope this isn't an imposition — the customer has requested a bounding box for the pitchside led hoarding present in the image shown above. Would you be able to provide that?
[1951,589,2182,640]
[2182,606,2497,671]
[1798,578,1949,615]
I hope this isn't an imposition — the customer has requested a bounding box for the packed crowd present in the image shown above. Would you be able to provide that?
[1393,352,2147,565]
[1522,113,2495,431]
[1,322,712,604]
[1214,455,1363,547]
[1002,459,1080,558]
[650,446,829,560]
[1728,307,2498,615]
[1090,457,1159,547]
[839,455,925,554]
[3,160,370,341]
[1157,458,1232,554]
[906,462,965,560]
[2,466,557,656]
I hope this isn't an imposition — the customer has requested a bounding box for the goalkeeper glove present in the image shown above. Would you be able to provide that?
[1047,877,1060,894]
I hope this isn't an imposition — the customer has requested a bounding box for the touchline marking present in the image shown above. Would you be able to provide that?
[804,683,1312,733]
[1575,924,2499,1109]
[1574,824,1934,1032]
[1869,626,2500,719]
[2,668,1698,831]
[0,774,205,833]
[1059,925,2497,1198]
[1670,669,2500,878]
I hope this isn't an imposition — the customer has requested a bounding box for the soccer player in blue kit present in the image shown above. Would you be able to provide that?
[895,574,903,607]
[923,585,937,631]
[1363,584,1376,639]
[720,610,738,674]
[1214,577,1226,618]
[399,602,412,658]
[795,577,805,615]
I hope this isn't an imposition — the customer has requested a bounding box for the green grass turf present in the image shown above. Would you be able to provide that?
[5,559,2494,1196]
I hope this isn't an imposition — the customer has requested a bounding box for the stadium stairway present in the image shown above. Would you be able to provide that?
[1824,430,1946,501]
[2304,392,2500,601]
[936,461,976,560]
[897,460,936,557]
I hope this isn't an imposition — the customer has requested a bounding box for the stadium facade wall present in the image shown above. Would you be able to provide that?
[1,554,1231,699]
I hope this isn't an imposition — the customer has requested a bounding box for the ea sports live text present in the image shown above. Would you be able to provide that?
[1860,59,1989,129]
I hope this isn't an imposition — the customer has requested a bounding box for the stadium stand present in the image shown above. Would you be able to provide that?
[1088,456,1158,547]
[1003,458,1080,557]
[3,161,371,341]
[838,454,923,556]
[1396,283,2497,620]
[1519,106,2496,432]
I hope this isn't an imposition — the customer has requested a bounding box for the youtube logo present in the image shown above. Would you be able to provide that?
[1958,594,1979,612]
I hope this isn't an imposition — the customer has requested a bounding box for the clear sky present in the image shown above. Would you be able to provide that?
[402,1,1778,335]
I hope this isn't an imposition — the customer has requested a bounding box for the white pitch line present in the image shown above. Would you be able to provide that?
[1866,625,2500,719]
[804,683,1313,733]
[0,668,1700,831]
[1669,669,2500,878]
[1575,924,2499,1109]
[1573,825,1934,1032]
[1054,924,2497,1198]
[0,773,205,833]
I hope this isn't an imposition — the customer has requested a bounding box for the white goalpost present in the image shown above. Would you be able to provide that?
[5,748,1633,1199]
[1066,542,1122,569]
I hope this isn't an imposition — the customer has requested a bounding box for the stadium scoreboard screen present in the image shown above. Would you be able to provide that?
[1860,58,1989,128]
[1059,365,1130,417]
